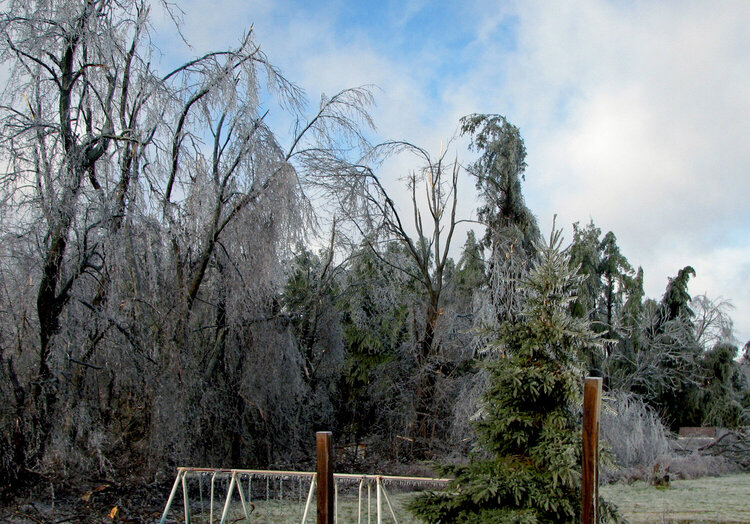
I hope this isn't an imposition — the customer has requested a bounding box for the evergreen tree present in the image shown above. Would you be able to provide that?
[611,267,703,430]
[460,114,540,327]
[455,230,487,295]
[280,244,345,432]
[603,266,645,388]
[568,224,634,363]
[282,247,341,372]
[336,242,412,443]
[409,229,617,523]
[699,342,749,427]
[620,267,645,336]
[651,266,702,428]
[568,221,606,373]
[661,266,697,323]
[569,221,603,321]
[598,232,634,344]
[460,114,540,254]
[451,230,487,349]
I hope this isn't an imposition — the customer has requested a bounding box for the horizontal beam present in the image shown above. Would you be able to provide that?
[172,466,452,484]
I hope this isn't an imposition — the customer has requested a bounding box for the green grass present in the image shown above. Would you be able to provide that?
[171,487,425,523]
[601,473,750,523]
[168,474,750,523]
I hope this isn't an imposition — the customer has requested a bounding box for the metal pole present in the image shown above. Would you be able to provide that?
[236,474,251,521]
[302,475,317,523]
[582,377,603,524]
[159,469,184,524]
[380,482,399,523]
[198,473,204,520]
[357,478,364,524]
[376,477,382,524]
[334,478,338,524]
[316,431,334,524]
[181,471,192,524]
[220,472,237,524]
[210,471,217,524]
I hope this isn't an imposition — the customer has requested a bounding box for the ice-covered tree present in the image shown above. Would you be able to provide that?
[0,0,375,486]
[409,228,617,523]
[461,113,540,327]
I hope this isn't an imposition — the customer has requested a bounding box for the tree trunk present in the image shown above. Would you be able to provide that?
[414,300,439,455]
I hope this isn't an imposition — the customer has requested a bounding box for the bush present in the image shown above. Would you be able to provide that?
[599,390,670,479]
[599,390,744,483]
[660,453,741,480]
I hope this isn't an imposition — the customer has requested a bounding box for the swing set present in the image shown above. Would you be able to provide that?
[158,467,450,523]
[160,379,602,524]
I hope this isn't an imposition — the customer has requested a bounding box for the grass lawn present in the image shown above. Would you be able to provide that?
[164,473,750,523]
[224,491,423,523]
[601,473,750,523]
[166,482,426,523]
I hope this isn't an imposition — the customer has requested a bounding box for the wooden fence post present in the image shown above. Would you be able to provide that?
[582,377,602,524]
[316,431,334,524]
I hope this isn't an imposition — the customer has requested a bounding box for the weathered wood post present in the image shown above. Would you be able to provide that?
[582,377,603,524]
[316,431,334,524]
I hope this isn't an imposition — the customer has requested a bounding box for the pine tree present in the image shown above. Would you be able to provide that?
[461,114,540,326]
[336,242,411,442]
[661,266,697,322]
[409,228,617,523]
[569,221,603,322]
[639,266,702,430]
[598,232,634,343]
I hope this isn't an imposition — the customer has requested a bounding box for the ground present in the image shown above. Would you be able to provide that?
[2,472,749,523]
[601,473,750,523]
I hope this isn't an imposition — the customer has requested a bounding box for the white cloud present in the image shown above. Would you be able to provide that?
[482,0,750,343]
[166,0,750,343]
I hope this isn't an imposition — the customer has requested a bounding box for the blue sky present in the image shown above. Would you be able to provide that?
[155,0,750,345]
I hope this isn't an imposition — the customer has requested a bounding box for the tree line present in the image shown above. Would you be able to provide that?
[0,0,747,496]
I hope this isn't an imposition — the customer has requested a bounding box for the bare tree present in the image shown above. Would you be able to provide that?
[331,143,465,454]
[605,300,703,429]
[691,294,736,350]
[0,0,156,479]
[0,0,375,485]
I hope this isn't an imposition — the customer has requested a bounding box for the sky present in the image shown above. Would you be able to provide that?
[154,0,750,345]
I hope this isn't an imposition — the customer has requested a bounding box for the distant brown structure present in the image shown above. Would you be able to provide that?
[679,427,717,438]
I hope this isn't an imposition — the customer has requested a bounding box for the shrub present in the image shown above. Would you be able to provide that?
[599,390,670,480]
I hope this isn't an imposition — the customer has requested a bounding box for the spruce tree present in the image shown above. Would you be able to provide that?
[409,229,617,523]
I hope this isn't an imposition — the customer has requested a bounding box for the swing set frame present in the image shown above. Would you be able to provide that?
[158,466,451,524]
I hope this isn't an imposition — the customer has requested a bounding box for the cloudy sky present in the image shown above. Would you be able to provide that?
[157,0,750,345]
